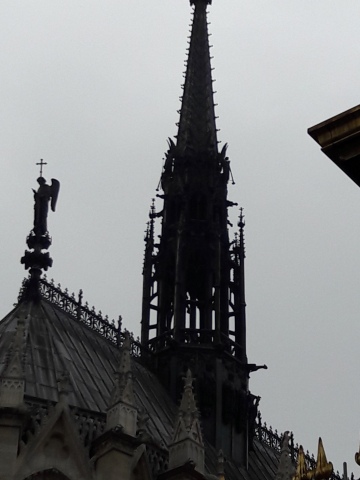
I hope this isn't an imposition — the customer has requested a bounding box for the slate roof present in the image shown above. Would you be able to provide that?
[0,278,341,480]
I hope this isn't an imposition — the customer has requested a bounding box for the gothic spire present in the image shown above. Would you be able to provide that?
[238,208,245,260]
[177,369,202,438]
[106,331,137,436]
[168,369,204,473]
[314,438,333,480]
[233,208,247,360]
[110,331,134,407]
[292,445,308,480]
[140,0,262,464]
[141,200,156,344]
[176,0,217,156]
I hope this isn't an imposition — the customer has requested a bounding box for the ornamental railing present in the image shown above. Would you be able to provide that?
[145,328,244,360]
[19,276,244,361]
[254,412,343,480]
[18,276,145,358]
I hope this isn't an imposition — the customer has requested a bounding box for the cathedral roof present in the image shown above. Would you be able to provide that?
[0,279,174,437]
[0,277,339,480]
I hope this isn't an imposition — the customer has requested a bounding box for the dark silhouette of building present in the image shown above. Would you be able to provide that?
[0,1,338,479]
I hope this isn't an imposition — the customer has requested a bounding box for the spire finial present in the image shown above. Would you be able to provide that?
[238,207,246,259]
[144,199,156,247]
[238,207,245,229]
[179,369,198,423]
[36,158,47,177]
[149,198,156,234]
[20,173,60,301]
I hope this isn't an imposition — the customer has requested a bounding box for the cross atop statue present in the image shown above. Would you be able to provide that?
[36,159,47,177]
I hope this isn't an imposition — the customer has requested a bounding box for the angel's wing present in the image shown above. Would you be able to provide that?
[50,179,60,212]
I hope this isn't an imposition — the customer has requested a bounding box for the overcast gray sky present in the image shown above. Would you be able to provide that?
[1,0,360,473]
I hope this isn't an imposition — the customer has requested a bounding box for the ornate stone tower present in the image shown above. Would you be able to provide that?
[141,0,265,464]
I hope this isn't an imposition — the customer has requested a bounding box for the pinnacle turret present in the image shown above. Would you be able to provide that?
[275,432,295,480]
[106,331,137,436]
[238,208,245,259]
[0,311,27,408]
[168,369,204,473]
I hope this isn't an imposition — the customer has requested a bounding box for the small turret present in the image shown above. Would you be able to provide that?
[275,432,295,480]
[168,369,205,474]
[0,312,27,408]
[106,331,137,436]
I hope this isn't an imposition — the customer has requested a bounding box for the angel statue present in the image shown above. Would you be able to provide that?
[33,177,60,235]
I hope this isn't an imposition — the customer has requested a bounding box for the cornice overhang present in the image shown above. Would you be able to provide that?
[308,104,360,187]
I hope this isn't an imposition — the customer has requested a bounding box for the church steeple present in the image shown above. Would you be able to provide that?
[140,0,263,464]
[177,0,217,156]
[141,0,248,367]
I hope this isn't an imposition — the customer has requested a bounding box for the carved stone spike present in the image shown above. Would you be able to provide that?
[292,445,308,480]
[276,432,295,480]
[168,369,204,474]
[217,449,225,479]
[106,331,137,436]
[315,438,333,480]
[0,315,27,408]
